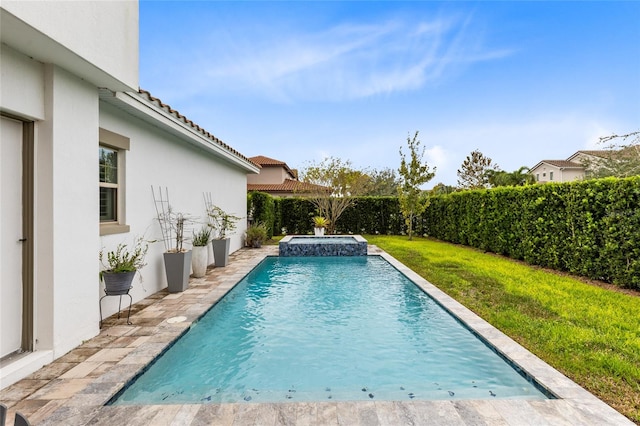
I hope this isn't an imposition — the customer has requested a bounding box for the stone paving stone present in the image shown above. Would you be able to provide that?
[451,401,489,426]
[316,402,338,425]
[373,400,404,425]
[59,362,103,379]
[489,399,552,425]
[0,379,50,401]
[27,378,93,400]
[274,402,298,426]
[336,401,359,425]
[295,402,318,426]
[25,362,76,381]
[85,348,135,363]
[190,403,237,426]
[55,348,102,363]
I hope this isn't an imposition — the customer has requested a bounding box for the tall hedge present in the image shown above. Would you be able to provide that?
[424,177,640,289]
[247,191,276,238]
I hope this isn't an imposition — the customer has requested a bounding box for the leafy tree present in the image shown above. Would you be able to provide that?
[300,157,369,234]
[429,182,457,195]
[487,166,535,187]
[398,131,436,240]
[362,167,402,196]
[457,150,499,190]
[582,131,640,179]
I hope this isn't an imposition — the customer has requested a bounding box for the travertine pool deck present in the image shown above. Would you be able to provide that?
[0,245,632,425]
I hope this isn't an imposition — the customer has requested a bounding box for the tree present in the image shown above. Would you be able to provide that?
[362,167,402,196]
[300,157,369,234]
[398,131,436,240]
[582,131,640,179]
[457,150,499,190]
[429,182,457,195]
[487,166,535,187]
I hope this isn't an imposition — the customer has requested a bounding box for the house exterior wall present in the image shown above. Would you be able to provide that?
[247,166,289,185]
[98,104,249,316]
[0,0,253,389]
[530,163,584,183]
[0,45,45,119]
[1,0,138,90]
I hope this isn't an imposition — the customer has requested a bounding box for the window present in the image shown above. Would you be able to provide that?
[99,128,130,235]
[99,146,118,221]
[550,171,554,181]
[536,174,539,181]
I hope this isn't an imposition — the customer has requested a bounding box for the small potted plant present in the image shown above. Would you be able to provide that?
[191,226,211,278]
[207,205,240,267]
[312,216,329,236]
[99,236,149,295]
[246,222,268,248]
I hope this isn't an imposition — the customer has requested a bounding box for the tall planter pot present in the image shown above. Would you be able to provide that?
[191,245,208,278]
[163,250,192,293]
[102,271,136,295]
[212,238,230,267]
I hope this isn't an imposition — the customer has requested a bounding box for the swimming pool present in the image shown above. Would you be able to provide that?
[111,256,550,405]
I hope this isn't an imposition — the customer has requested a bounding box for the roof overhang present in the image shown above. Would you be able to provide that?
[0,8,135,92]
[100,89,260,174]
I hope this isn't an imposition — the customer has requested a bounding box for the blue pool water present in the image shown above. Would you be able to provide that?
[112,256,550,405]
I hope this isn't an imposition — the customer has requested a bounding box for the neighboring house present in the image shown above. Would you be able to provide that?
[0,1,258,389]
[247,155,329,197]
[529,150,612,183]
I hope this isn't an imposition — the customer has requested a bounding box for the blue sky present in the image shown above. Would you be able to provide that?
[139,1,640,186]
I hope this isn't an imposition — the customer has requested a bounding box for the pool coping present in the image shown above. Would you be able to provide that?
[0,245,633,425]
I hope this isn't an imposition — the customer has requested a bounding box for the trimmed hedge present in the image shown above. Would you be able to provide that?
[424,177,640,289]
[247,192,276,238]
[247,177,640,289]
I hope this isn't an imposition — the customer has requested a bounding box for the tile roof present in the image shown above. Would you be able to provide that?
[575,150,612,158]
[540,160,583,168]
[137,89,259,168]
[249,155,287,166]
[248,179,330,193]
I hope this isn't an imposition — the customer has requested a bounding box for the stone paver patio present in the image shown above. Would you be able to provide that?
[0,245,633,425]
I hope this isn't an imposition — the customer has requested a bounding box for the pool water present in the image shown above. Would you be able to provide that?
[111,256,550,405]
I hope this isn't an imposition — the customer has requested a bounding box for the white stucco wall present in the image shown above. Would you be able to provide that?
[0,45,45,119]
[35,65,100,357]
[1,0,138,91]
[247,166,289,185]
[98,103,249,317]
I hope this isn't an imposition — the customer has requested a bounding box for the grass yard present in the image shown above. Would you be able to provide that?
[366,235,640,424]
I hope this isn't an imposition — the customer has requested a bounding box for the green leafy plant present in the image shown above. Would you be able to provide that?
[245,222,268,248]
[312,216,329,228]
[99,236,149,278]
[207,205,241,239]
[192,226,211,247]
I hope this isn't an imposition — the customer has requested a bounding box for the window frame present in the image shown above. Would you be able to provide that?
[99,128,130,236]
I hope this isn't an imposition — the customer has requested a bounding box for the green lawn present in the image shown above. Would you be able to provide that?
[366,235,640,423]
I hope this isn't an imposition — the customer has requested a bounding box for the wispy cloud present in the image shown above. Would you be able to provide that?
[149,11,513,103]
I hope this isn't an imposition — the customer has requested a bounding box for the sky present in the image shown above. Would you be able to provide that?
[139,1,640,187]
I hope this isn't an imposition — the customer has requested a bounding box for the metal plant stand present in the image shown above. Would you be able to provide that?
[99,289,133,328]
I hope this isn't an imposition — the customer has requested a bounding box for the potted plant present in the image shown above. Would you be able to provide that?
[207,205,240,267]
[99,236,149,295]
[312,216,329,236]
[157,210,193,293]
[191,226,211,278]
[246,222,268,248]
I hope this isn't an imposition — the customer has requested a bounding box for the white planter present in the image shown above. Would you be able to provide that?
[191,245,208,278]
[314,227,325,236]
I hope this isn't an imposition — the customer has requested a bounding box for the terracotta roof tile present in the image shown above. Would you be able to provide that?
[137,89,259,168]
[539,160,582,168]
[249,155,287,166]
[248,179,330,193]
